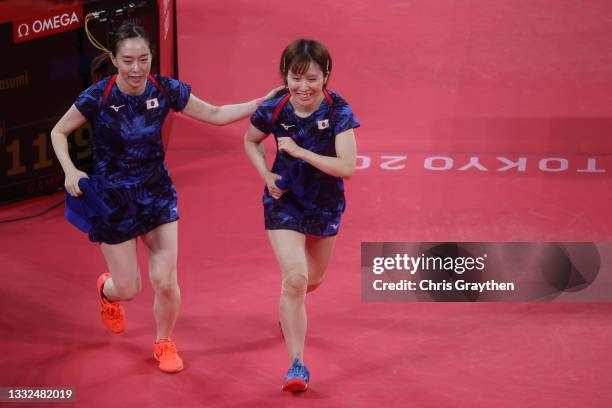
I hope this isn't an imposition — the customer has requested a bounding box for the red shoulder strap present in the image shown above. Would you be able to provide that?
[148,73,168,98]
[323,88,335,120]
[102,74,117,106]
[323,88,333,106]
[271,93,291,126]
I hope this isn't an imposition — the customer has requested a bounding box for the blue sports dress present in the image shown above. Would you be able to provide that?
[250,90,360,236]
[74,75,191,244]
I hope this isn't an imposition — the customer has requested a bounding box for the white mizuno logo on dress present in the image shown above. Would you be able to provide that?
[330,224,338,230]
[280,123,295,130]
[109,104,125,112]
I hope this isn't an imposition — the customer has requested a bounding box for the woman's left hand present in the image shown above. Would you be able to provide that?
[277,137,303,158]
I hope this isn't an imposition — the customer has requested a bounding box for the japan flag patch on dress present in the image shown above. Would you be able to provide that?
[317,119,329,130]
[146,98,159,110]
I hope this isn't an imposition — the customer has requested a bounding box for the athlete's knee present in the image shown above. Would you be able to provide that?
[113,278,141,300]
[150,273,179,296]
[282,273,308,297]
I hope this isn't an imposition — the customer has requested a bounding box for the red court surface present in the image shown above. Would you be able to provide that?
[2,1,612,406]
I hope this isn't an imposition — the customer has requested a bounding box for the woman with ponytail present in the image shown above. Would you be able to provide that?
[51,22,279,373]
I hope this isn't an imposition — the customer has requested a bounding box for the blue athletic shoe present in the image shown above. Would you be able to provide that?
[282,358,310,392]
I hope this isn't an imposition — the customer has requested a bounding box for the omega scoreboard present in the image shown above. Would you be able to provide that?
[0,0,177,204]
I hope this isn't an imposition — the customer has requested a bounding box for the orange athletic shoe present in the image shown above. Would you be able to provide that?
[96,273,126,334]
[154,340,184,373]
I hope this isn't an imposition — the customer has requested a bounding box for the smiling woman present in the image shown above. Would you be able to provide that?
[243,38,360,393]
[281,40,331,116]
[110,32,152,94]
[49,22,281,375]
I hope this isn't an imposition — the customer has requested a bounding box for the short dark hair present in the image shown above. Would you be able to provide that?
[279,39,332,86]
